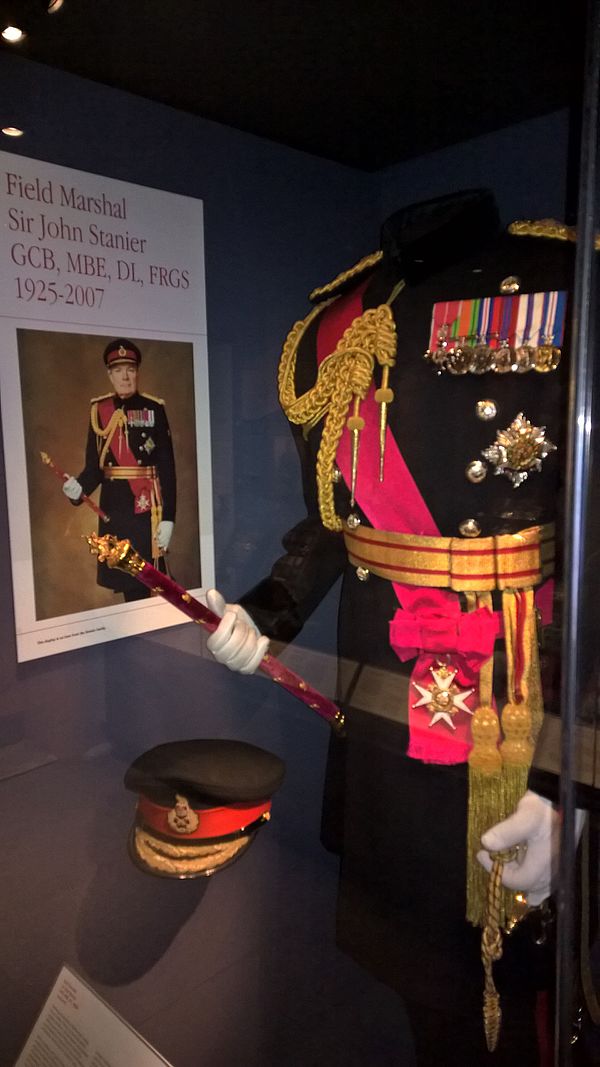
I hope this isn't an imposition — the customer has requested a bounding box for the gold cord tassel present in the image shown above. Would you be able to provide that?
[374,365,394,481]
[347,397,365,507]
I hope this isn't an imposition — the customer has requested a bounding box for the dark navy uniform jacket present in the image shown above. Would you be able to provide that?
[236,191,598,1047]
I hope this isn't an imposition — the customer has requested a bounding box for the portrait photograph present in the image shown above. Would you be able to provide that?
[17,327,203,622]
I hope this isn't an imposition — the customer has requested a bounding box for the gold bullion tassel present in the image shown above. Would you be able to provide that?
[347,398,365,506]
[375,363,394,481]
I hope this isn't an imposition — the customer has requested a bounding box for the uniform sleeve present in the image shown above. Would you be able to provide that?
[238,422,348,642]
[155,403,176,522]
[75,416,102,499]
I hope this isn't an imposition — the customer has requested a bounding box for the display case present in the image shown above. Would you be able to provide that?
[0,5,597,1066]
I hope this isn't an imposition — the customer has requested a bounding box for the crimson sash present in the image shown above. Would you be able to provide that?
[315,286,491,763]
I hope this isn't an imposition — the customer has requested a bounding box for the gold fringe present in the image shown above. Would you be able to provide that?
[467,704,503,926]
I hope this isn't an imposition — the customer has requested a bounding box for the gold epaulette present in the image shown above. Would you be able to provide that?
[90,392,113,404]
[509,218,600,250]
[140,392,165,404]
[309,250,383,303]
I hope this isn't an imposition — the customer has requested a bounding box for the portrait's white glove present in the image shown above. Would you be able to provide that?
[205,588,269,675]
[477,789,586,907]
[156,520,174,551]
[62,476,83,501]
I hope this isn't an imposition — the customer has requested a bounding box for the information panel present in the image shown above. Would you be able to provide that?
[15,966,174,1067]
[0,150,214,660]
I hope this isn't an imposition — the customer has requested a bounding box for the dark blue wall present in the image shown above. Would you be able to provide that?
[378,108,571,226]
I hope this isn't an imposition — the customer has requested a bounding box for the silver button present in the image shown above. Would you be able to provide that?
[466,460,487,484]
[346,513,361,530]
[459,518,481,538]
[499,275,521,294]
[356,566,370,582]
[137,459,142,465]
[331,465,342,483]
[476,399,497,421]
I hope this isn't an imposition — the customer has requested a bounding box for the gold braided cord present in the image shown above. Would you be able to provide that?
[309,250,383,302]
[134,827,250,876]
[481,853,513,1052]
[277,300,335,429]
[508,218,600,250]
[90,401,129,469]
[278,303,397,530]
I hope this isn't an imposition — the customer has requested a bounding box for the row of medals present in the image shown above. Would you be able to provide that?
[424,332,561,375]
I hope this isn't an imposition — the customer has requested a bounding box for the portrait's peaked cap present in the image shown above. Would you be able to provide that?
[103,338,142,367]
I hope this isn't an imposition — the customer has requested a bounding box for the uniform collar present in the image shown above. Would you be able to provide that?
[380,189,501,284]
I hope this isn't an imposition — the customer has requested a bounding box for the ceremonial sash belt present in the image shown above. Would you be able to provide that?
[343,523,555,591]
[103,465,157,480]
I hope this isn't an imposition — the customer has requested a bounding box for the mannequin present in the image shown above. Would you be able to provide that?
[208,191,595,1063]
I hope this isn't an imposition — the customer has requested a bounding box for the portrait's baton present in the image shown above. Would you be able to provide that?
[40,451,110,523]
[85,532,345,735]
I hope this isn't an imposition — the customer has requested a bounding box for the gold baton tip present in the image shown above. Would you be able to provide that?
[83,533,144,575]
[40,451,50,464]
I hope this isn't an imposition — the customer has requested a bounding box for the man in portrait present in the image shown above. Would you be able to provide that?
[63,337,176,601]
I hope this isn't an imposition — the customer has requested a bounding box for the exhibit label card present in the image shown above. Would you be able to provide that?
[15,966,173,1067]
[0,150,215,660]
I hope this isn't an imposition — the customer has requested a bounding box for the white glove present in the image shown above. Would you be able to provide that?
[62,476,83,501]
[157,520,174,551]
[205,588,269,675]
[477,789,586,907]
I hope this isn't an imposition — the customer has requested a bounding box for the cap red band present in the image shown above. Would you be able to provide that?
[106,346,138,366]
[137,795,271,841]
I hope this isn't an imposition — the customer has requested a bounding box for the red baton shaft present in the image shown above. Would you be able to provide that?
[86,533,345,734]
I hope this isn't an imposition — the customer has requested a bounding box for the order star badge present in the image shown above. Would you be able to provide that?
[481,411,556,488]
[412,663,474,731]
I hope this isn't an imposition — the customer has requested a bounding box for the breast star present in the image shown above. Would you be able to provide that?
[412,663,474,731]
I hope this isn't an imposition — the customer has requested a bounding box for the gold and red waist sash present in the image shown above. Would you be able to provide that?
[343,523,555,592]
[102,465,157,480]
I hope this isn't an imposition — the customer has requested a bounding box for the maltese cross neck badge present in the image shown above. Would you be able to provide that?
[412,663,475,731]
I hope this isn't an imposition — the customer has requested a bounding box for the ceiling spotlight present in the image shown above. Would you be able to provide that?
[2,24,25,42]
[2,126,24,136]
